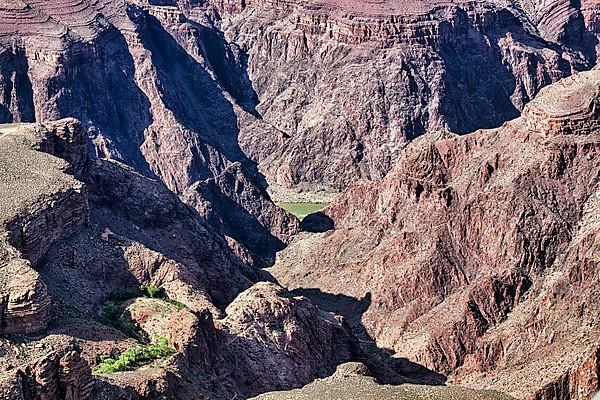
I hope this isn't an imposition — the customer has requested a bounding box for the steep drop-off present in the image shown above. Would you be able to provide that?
[0,0,298,266]
[0,119,359,400]
[220,0,598,196]
[271,68,600,399]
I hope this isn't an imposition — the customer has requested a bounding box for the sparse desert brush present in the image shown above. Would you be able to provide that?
[140,284,164,299]
[94,337,175,374]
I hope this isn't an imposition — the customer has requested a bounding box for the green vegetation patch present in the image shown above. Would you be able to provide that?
[140,284,188,310]
[94,337,175,375]
[277,202,328,219]
[100,285,189,340]
[100,300,147,342]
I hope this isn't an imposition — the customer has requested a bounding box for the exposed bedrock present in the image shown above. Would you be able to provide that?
[0,119,89,335]
[0,258,51,335]
[0,0,597,203]
[0,0,297,265]
[0,119,89,265]
[271,69,600,399]
[0,346,94,400]
[0,119,353,400]
[220,0,598,191]
[120,281,358,399]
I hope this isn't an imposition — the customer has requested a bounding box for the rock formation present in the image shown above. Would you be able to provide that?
[0,119,359,400]
[219,0,598,195]
[0,119,88,335]
[0,0,596,210]
[271,68,600,399]
[0,1,598,400]
[251,362,514,400]
[0,346,94,400]
[0,0,297,265]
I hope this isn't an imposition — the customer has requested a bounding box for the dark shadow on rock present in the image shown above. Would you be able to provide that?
[0,47,35,124]
[436,7,594,135]
[300,212,334,233]
[193,21,261,117]
[185,163,288,267]
[48,25,155,177]
[125,6,289,264]
[82,160,271,309]
[560,0,599,65]
[289,288,447,386]
[127,5,258,176]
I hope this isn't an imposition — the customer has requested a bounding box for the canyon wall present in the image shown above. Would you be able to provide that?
[0,118,359,400]
[219,0,598,194]
[0,0,297,266]
[271,68,600,399]
[0,0,596,208]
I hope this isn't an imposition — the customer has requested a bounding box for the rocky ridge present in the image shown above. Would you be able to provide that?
[0,0,297,266]
[0,0,597,207]
[0,119,88,336]
[251,362,514,400]
[220,0,598,195]
[271,68,600,399]
[0,119,360,400]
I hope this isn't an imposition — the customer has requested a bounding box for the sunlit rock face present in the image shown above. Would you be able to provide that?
[271,68,600,399]
[217,0,597,192]
[0,0,298,266]
[0,0,596,199]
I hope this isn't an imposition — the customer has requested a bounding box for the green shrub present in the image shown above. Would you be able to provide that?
[165,298,188,311]
[100,301,146,342]
[140,284,164,299]
[94,337,175,375]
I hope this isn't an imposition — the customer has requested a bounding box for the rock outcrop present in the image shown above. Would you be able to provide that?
[0,258,51,335]
[0,0,596,208]
[0,346,94,400]
[0,119,359,400]
[0,120,88,265]
[219,0,598,194]
[218,282,357,396]
[0,0,297,265]
[0,2,598,399]
[0,119,89,335]
[113,282,358,399]
[251,362,514,400]
[271,68,600,399]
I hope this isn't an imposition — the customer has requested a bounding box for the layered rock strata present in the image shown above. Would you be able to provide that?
[0,0,596,207]
[0,119,359,400]
[0,0,297,265]
[220,0,598,193]
[271,69,600,399]
[0,119,89,335]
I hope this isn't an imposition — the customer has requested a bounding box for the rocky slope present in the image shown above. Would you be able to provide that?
[0,1,598,399]
[220,0,598,196]
[0,119,87,336]
[251,362,515,400]
[0,0,298,266]
[0,0,597,212]
[0,119,361,400]
[271,68,600,399]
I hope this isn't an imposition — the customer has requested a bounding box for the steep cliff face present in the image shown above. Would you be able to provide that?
[0,119,89,335]
[0,346,94,400]
[218,0,597,194]
[0,0,596,207]
[0,0,297,265]
[583,0,600,57]
[271,69,600,399]
[0,119,360,400]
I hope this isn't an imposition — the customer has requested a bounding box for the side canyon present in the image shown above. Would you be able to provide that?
[0,0,598,399]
